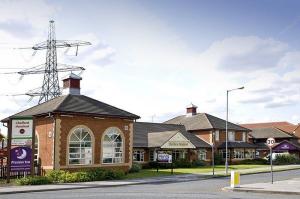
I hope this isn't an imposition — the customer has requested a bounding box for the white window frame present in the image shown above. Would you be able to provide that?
[233,149,245,159]
[102,127,124,164]
[228,131,235,142]
[242,132,246,142]
[133,150,145,162]
[68,127,93,165]
[34,133,39,164]
[198,149,207,160]
[215,130,219,141]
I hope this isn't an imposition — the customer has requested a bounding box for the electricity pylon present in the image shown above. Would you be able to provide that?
[19,20,91,104]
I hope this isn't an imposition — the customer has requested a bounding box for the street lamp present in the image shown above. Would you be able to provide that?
[225,86,244,175]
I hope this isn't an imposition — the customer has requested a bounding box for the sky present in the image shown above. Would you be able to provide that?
[1,0,300,135]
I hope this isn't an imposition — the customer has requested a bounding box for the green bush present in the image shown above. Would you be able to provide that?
[129,163,142,173]
[214,153,224,165]
[239,158,268,165]
[86,168,106,181]
[104,169,125,180]
[274,154,300,165]
[174,159,193,168]
[192,160,207,167]
[46,170,67,183]
[16,176,52,185]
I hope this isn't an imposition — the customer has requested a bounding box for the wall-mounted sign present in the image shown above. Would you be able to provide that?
[10,146,32,172]
[161,132,195,149]
[11,139,32,146]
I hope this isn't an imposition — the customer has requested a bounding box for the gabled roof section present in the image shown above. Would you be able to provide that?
[241,122,297,134]
[2,94,140,121]
[133,122,211,148]
[148,131,178,148]
[164,113,249,131]
[249,127,293,139]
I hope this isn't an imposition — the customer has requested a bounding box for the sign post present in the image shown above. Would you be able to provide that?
[156,151,173,174]
[6,117,34,183]
[266,137,275,184]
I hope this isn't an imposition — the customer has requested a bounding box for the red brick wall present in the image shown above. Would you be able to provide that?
[57,115,132,168]
[35,117,54,168]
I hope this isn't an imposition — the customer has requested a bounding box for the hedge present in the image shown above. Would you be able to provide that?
[16,168,125,185]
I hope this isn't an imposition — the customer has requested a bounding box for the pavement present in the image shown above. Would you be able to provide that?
[1,165,300,195]
[0,174,210,195]
[223,178,300,195]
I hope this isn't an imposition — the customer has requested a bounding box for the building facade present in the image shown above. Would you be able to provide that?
[1,74,140,172]
[165,104,256,162]
[133,122,211,164]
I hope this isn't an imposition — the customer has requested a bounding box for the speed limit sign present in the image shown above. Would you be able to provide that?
[267,137,275,147]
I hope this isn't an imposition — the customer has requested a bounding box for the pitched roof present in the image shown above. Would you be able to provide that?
[164,113,249,131]
[148,131,178,148]
[218,141,257,149]
[249,127,293,139]
[2,94,140,121]
[133,122,211,148]
[241,122,297,134]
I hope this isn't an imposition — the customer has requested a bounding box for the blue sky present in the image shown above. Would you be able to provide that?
[1,0,300,135]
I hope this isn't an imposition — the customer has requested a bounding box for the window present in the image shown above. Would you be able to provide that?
[69,128,92,165]
[215,130,219,141]
[150,150,156,161]
[245,149,255,159]
[233,149,244,159]
[172,150,187,160]
[220,150,230,159]
[228,131,235,141]
[198,149,207,160]
[133,150,144,162]
[34,134,39,164]
[102,127,123,164]
[242,132,246,142]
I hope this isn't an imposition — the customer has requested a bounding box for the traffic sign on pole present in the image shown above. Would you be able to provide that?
[266,137,275,184]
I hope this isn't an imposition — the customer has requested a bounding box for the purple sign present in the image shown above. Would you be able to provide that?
[273,142,297,151]
[10,147,32,172]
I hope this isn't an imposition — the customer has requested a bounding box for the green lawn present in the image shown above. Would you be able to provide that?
[125,164,267,179]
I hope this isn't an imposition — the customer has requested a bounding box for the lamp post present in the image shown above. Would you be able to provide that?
[225,86,244,175]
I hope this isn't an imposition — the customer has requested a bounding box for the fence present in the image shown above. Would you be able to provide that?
[0,164,44,179]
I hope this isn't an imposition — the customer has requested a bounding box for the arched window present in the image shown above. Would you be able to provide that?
[69,128,92,165]
[102,127,123,164]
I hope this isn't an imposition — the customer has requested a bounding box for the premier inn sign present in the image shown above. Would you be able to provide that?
[161,132,195,149]
[11,118,33,146]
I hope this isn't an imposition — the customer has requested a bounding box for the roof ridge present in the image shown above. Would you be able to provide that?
[54,94,71,111]
[202,113,214,129]
[136,121,184,126]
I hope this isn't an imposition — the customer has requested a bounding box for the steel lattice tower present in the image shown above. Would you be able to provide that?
[40,20,60,103]
[17,20,91,104]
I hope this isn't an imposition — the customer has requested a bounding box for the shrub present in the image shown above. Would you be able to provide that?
[274,154,300,165]
[214,153,224,165]
[46,170,67,183]
[86,168,106,181]
[104,169,125,180]
[239,158,268,165]
[174,159,193,168]
[129,163,142,173]
[192,160,207,167]
[16,176,52,185]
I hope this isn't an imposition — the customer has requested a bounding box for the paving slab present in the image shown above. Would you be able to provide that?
[223,178,300,195]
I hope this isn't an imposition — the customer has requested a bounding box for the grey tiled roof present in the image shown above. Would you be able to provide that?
[148,131,178,148]
[164,113,249,131]
[218,141,257,149]
[249,127,293,139]
[133,122,211,148]
[2,94,140,121]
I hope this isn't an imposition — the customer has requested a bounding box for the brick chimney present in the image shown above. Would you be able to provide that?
[186,103,197,117]
[62,73,82,95]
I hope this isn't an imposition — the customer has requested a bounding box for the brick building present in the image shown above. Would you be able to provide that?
[241,122,300,158]
[165,104,256,162]
[1,74,140,172]
[133,122,211,164]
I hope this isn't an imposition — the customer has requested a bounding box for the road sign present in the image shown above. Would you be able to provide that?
[267,137,275,147]
[266,137,275,184]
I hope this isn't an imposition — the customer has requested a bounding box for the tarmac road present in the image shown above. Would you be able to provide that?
[2,169,300,199]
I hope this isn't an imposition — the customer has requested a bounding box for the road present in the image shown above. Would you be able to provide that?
[3,169,300,199]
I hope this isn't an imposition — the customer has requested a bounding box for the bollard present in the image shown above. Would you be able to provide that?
[230,171,240,188]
